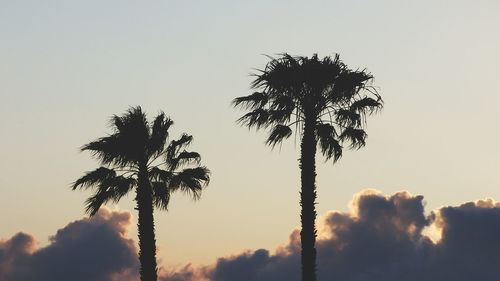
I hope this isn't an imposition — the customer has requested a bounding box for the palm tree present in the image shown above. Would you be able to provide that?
[72,106,210,281]
[233,54,382,281]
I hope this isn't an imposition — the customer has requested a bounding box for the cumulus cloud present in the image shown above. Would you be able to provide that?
[3,191,500,281]
[162,190,500,281]
[0,207,139,281]
[159,264,210,281]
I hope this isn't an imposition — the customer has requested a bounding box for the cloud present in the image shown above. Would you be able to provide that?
[161,190,500,281]
[159,264,210,281]
[0,207,139,281]
[429,199,500,280]
[2,191,500,281]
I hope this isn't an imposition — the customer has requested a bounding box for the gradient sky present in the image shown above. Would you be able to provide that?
[1,0,499,268]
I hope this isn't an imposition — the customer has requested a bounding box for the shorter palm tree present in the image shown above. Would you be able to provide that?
[72,106,210,281]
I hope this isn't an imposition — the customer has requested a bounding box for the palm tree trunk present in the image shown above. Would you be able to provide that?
[299,108,318,281]
[136,166,158,281]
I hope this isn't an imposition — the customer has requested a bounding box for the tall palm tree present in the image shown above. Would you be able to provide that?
[72,106,210,281]
[233,54,383,281]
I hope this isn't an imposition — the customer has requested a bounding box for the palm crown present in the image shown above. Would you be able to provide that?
[72,106,210,215]
[233,53,383,160]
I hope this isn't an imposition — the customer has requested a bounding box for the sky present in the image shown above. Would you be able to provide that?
[1,0,499,274]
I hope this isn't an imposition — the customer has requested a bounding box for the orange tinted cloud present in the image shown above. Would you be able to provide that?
[0,207,138,281]
[162,190,500,281]
[3,191,500,281]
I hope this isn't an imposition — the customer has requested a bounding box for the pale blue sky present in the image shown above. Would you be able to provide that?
[1,0,499,267]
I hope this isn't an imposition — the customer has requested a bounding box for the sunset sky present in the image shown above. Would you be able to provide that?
[1,0,499,278]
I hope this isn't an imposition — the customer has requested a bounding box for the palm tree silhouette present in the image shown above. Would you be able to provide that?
[72,106,210,281]
[233,54,382,281]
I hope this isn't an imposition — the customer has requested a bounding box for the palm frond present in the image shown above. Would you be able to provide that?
[350,97,383,115]
[151,181,170,210]
[168,151,201,170]
[170,167,210,200]
[232,92,268,109]
[236,108,270,129]
[269,94,295,112]
[84,190,114,216]
[300,53,343,91]
[72,167,116,190]
[330,70,373,103]
[149,166,174,182]
[166,133,193,164]
[335,109,361,127]
[339,127,367,149]
[268,109,293,124]
[266,124,292,148]
[104,176,136,196]
[111,114,125,133]
[82,106,152,167]
[114,106,151,143]
[83,176,136,216]
[316,123,342,162]
[252,53,304,91]
[81,136,127,166]
[148,113,173,158]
